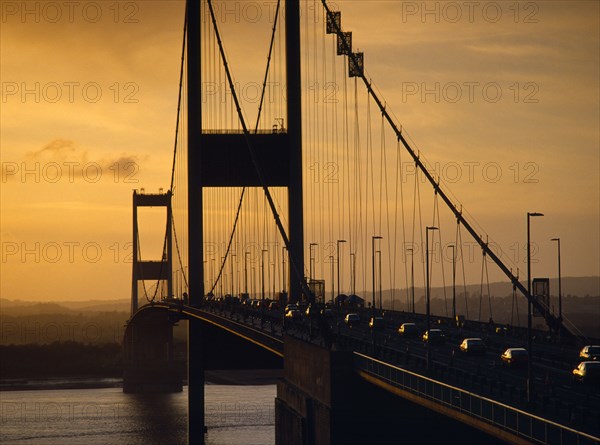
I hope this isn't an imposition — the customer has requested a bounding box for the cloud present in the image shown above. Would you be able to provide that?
[3,139,143,183]
[26,139,81,161]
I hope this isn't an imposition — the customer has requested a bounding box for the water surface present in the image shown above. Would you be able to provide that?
[0,384,275,445]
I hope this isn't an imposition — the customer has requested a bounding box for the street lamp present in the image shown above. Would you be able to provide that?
[449,244,456,321]
[372,236,383,314]
[261,249,268,301]
[309,243,318,282]
[220,256,225,298]
[329,256,334,302]
[426,226,438,370]
[377,250,382,310]
[527,211,544,403]
[230,253,236,297]
[406,247,415,313]
[272,262,276,300]
[350,252,356,296]
[336,240,347,308]
[244,250,250,296]
[282,247,287,295]
[210,258,215,294]
[551,237,562,333]
[202,260,207,298]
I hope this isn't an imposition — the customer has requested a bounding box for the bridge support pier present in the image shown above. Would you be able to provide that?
[123,310,182,393]
[275,335,358,445]
[276,335,510,445]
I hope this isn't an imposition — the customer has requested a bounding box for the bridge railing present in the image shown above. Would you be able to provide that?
[353,352,599,445]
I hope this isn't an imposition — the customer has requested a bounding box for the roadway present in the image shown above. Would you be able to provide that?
[174,299,600,438]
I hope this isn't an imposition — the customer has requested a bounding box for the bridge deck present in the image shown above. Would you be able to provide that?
[131,301,600,444]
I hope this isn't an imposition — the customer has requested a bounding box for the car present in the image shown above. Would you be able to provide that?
[241,298,252,307]
[495,326,508,335]
[305,304,319,317]
[284,303,298,313]
[345,313,360,327]
[500,348,528,367]
[268,301,280,311]
[398,322,418,337]
[572,361,600,384]
[369,316,385,330]
[320,308,334,318]
[579,345,600,361]
[459,338,486,355]
[422,329,445,344]
[285,309,301,319]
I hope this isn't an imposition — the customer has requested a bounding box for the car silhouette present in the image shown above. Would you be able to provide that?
[572,361,600,384]
[579,345,600,361]
[369,316,384,330]
[285,309,301,319]
[345,313,360,327]
[459,338,486,355]
[397,323,418,337]
[500,348,528,367]
[422,329,445,344]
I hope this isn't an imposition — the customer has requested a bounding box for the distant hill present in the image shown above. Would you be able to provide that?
[57,299,130,313]
[1,298,129,315]
[0,302,74,317]
[0,299,130,345]
[380,276,600,302]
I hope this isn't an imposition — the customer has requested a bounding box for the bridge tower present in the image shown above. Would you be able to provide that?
[130,189,173,314]
[186,1,303,443]
[123,190,181,393]
[186,0,304,308]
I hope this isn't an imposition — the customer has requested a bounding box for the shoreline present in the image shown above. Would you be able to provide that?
[0,377,123,392]
[0,369,283,391]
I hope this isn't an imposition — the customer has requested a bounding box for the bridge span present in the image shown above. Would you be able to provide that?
[124,300,599,444]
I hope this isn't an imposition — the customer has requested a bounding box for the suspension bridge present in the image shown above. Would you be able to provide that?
[123,1,599,444]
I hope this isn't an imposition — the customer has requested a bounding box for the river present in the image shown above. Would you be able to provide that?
[0,384,275,445]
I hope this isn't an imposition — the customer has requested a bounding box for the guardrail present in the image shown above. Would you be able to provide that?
[354,352,599,445]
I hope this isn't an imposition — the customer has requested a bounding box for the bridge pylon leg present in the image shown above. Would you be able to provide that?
[123,310,183,393]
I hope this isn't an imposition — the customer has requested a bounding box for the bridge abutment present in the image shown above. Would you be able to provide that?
[275,335,358,445]
[123,309,183,393]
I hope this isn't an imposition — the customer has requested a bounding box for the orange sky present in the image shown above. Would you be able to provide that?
[1,1,598,301]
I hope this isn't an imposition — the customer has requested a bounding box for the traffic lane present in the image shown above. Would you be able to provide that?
[220,306,599,405]
[356,321,600,404]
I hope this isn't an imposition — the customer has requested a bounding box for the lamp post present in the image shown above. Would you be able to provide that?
[282,246,287,296]
[426,226,438,370]
[336,240,346,308]
[350,252,356,296]
[372,236,383,314]
[449,244,456,321]
[407,247,415,313]
[230,253,236,297]
[329,256,334,302]
[551,237,562,334]
[527,212,543,404]
[219,256,225,297]
[261,249,268,301]
[202,261,207,298]
[377,250,382,310]
[244,251,250,296]
[309,243,318,283]
[272,262,276,300]
[210,258,215,295]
